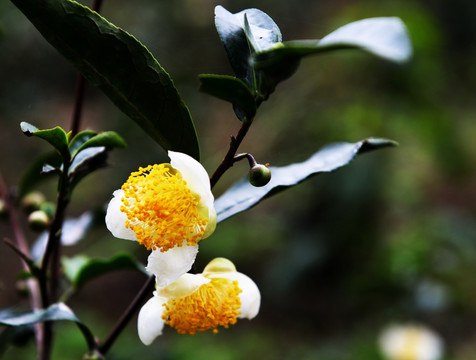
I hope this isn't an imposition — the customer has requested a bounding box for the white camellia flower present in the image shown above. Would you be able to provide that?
[138,258,261,345]
[105,151,217,286]
[379,323,444,360]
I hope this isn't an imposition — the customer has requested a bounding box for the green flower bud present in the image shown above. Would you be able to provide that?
[28,210,50,232]
[21,191,46,213]
[40,202,56,220]
[248,164,272,187]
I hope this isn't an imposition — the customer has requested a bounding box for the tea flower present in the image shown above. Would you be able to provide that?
[379,323,444,360]
[138,258,261,345]
[106,151,217,285]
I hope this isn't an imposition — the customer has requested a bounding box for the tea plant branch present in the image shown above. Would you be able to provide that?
[0,174,45,357]
[69,0,104,137]
[210,116,253,188]
[98,275,155,356]
[38,164,71,360]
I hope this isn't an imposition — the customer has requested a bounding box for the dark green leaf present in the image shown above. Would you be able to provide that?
[72,131,126,158]
[69,146,106,175]
[199,74,257,120]
[214,5,281,87]
[62,252,147,289]
[12,0,200,159]
[0,303,95,351]
[0,324,34,354]
[18,151,62,197]
[252,17,412,71]
[68,147,108,190]
[215,138,397,222]
[20,122,70,161]
[69,130,97,156]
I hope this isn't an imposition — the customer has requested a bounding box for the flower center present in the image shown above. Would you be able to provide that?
[120,164,208,252]
[396,329,423,360]
[163,278,242,335]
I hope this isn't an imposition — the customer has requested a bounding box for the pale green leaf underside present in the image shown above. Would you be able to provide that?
[252,17,413,70]
[215,138,397,222]
[0,303,95,351]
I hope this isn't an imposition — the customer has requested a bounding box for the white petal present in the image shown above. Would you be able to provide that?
[146,242,199,287]
[168,151,213,203]
[202,206,217,239]
[105,190,136,241]
[157,273,210,300]
[379,324,444,360]
[137,296,166,345]
[208,271,261,319]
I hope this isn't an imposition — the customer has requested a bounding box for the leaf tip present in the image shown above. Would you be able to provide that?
[20,122,38,136]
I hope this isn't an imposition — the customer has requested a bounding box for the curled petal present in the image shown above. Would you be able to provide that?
[138,295,166,345]
[169,150,217,236]
[157,273,210,300]
[105,190,136,241]
[208,271,260,319]
[146,242,199,287]
[168,151,212,203]
[202,206,217,239]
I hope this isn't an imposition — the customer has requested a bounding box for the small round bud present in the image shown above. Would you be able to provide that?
[21,191,46,213]
[40,202,56,220]
[248,164,272,187]
[28,210,50,232]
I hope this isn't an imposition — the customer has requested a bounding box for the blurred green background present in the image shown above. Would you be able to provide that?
[2,0,476,358]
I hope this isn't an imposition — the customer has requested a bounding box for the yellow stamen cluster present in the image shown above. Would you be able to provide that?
[120,164,208,252]
[163,278,242,335]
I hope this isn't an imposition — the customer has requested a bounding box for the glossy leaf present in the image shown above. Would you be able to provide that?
[62,252,147,290]
[20,122,70,161]
[12,0,200,159]
[0,323,34,353]
[72,131,126,158]
[69,130,98,156]
[214,5,281,87]
[0,303,95,351]
[68,146,108,189]
[68,146,106,173]
[252,17,412,72]
[199,74,257,119]
[215,138,397,222]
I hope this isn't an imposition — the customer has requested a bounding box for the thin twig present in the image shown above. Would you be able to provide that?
[98,275,155,356]
[69,0,104,137]
[0,174,45,358]
[70,75,86,138]
[210,119,253,189]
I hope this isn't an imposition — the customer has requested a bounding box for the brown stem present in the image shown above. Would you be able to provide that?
[70,75,86,138]
[210,119,252,189]
[0,174,45,358]
[98,275,155,356]
[69,0,104,137]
